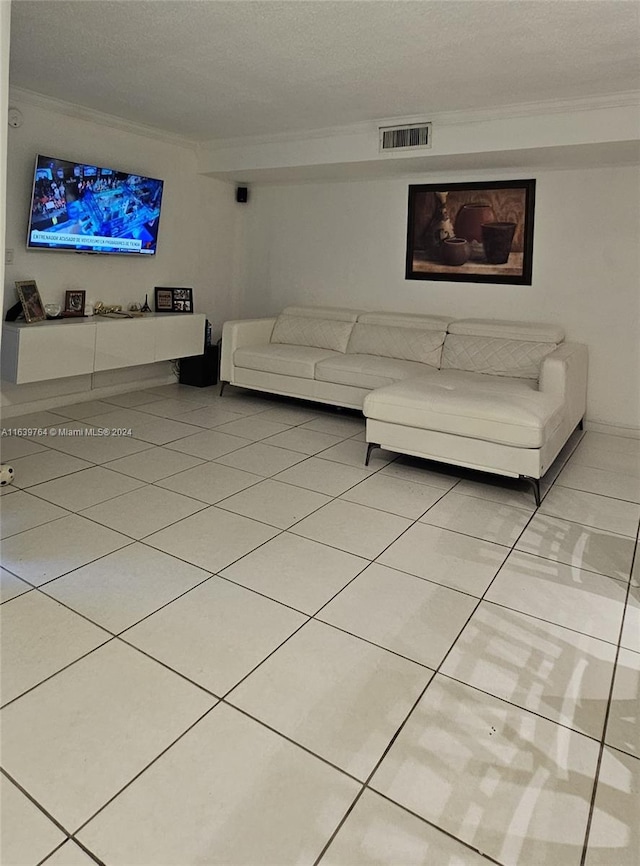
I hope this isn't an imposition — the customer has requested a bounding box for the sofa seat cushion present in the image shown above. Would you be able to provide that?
[315,354,437,390]
[234,344,342,379]
[431,369,539,394]
[363,375,564,448]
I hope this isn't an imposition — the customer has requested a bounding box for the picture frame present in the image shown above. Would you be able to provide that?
[154,286,194,313]
[15,280,46,323]
[405,179,536,285]
[63,289,86,317]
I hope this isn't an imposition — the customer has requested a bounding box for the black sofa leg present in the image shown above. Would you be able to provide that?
[521,476,541,507]
[219,381,228,397]
[365,442,380,466]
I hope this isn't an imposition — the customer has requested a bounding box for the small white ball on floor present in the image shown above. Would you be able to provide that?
[0,464,15,486]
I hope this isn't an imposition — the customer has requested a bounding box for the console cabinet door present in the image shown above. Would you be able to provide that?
[94,319,157,371]
[154,314,205,362]
[1,322,97,384]
[2,314,207,382]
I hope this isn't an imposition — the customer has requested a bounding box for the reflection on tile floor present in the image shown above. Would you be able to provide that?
[1,385,638,866]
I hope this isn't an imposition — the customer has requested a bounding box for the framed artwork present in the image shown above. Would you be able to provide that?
[63,289,86,317]
[15,280,46,323]
[154,286,193,313]
[405,179,536,285]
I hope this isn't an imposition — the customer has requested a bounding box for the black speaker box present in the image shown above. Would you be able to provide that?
[179,344,220,387]
[236,186,248,203]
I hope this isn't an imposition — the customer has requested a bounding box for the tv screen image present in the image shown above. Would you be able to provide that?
[27,155,164,255]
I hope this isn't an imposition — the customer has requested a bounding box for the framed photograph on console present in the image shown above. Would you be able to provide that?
[405,179,536,285]
[63,290,86,317]
[154,287,194,313]
[15,280,46,323]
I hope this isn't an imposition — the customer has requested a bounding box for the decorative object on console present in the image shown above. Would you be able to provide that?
[406,179,536,285]
[140,293,152,313]
[94,301,141,318]
[154,287,194,313]
[95,301,122,315]
[63,290,86,317]
[44,303,62,318]
[15,280,46,323]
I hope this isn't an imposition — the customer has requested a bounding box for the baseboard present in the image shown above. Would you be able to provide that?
[0,373,176,419]
[585,420,640,439]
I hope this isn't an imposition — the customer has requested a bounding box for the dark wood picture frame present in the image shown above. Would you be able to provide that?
[63,289,86,317]
[15,280,46,323]
[405,179,536,285]
[154,286,194,313]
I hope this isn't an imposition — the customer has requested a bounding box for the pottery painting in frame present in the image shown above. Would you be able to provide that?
[405,179,536,285]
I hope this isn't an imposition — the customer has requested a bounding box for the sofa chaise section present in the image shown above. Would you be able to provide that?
[363,319,587,503]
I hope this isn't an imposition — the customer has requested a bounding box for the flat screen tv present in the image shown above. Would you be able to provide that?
[26,154,164,255]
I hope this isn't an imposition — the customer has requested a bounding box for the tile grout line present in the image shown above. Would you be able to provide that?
[37,837,107,866]
[2,423,616,716]
[314,471,550,865]
[0,766,73,839]
[2,423,614,713]
[313,474,534,863]
[3,403,634,863]
[578,520,640,866]
[1,417,508,862]
[69,702,221,838]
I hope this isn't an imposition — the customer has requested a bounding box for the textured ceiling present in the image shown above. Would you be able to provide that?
[9,0,640,142]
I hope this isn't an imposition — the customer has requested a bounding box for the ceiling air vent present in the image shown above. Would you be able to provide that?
[379,122,432,153]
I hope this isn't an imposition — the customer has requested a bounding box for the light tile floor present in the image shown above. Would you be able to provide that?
[1,384,638,866]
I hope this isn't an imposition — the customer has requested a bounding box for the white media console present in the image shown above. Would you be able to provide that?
[1,313,206,384]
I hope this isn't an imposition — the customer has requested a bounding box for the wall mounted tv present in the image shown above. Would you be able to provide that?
[26,155,164,255]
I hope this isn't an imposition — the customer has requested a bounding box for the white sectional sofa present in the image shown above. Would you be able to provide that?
[220,305,588,503]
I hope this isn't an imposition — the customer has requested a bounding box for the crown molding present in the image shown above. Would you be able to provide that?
[198,120,377,153]
[423,90,640,127]
[10,86,639,154]
[201,91,640,151]
[8,87,199,151]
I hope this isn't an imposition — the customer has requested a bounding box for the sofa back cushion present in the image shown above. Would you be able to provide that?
[282,305,363,323]
[441,335,557,379]
[347,323,446,367]
[442,319,563,380]
[357,311,453,330]
[448,319,565,343]
[271,314,354,353]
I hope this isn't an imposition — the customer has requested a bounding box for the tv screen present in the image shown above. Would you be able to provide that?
[26,154,164,255]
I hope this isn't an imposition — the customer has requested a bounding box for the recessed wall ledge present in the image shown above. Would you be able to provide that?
[196,93,640,183]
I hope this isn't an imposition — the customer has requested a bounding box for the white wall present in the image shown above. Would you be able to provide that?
[2,95,244,410]
[0,2,11,355]
[242,166,640,432]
